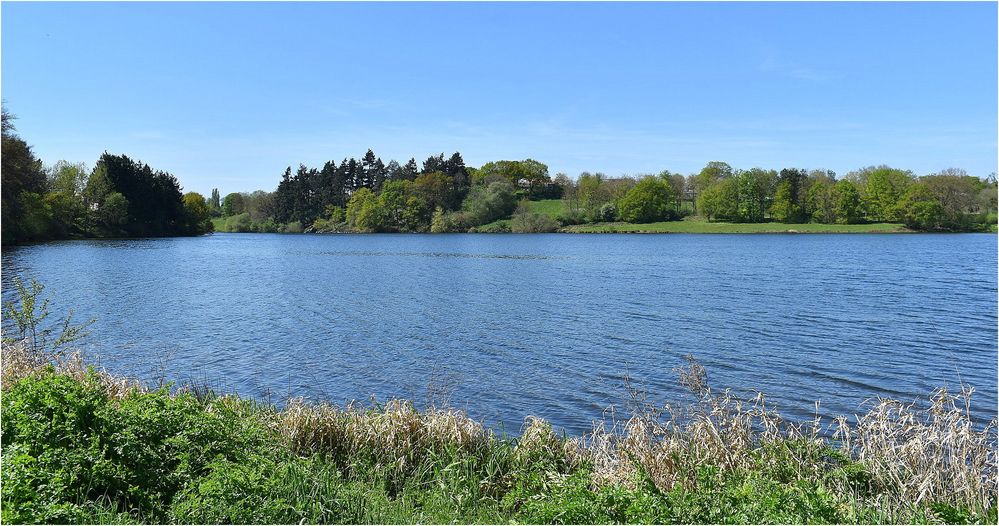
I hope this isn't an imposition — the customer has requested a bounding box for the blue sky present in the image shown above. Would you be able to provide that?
[3,2,996,196]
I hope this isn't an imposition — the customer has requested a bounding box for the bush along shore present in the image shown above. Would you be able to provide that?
[1,340,996,524]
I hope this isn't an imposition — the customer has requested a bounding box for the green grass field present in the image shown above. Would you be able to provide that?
[565,219,910,234]
[524,199,566,217]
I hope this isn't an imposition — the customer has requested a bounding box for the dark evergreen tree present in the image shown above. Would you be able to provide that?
[402,158,420,181]
[91,152,186,237]
[360,149,378,189]
[385,160,402,181]
[274,167,295,223]
[372,157,387,191]
[344,158,360,191]
[210,188,221,214]
[1,108,47,244]
[422,153,445,174]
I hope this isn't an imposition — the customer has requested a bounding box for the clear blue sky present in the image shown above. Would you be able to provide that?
[3,2,996,196]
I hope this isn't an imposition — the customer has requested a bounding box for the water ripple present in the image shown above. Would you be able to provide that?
[2,232,996,434]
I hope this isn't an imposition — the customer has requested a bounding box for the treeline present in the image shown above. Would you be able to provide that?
[214,151,562,233]
[557,162,998,232]
[1,108,213,245]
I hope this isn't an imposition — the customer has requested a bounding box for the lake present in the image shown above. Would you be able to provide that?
[2,233,996,434]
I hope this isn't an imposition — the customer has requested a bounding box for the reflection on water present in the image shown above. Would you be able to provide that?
[2,233,996,434]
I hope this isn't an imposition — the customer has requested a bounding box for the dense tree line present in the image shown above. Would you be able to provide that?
[214,150,560,233]
[555,162,997,232]
[215,156,996,234]
[1,108,213,245]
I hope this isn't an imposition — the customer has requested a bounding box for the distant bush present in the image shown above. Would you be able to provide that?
[598,202,618,222]
[555,209,587,226]
[281,221,303,234]
[618,176,677,223]
[511,203,559,233]
[462,181,517,226]
[472,221,511,233]
[430,208,471,233]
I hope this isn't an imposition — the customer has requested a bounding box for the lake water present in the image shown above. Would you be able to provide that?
[2,233,996,434]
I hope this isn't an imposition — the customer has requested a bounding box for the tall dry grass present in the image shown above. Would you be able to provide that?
[1,341,140,399]
[579,356,997,519]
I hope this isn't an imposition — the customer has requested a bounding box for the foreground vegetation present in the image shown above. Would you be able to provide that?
[2,282,996,524]
[3,347,995,524]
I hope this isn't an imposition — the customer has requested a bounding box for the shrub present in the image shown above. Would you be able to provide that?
[0,372,275,523]
[462,181,517,226]
[598,202,618,222]
[510,202,559,233]
[618,176,677,223]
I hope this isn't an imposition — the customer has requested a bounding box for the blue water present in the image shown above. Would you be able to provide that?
[2,233,996,434]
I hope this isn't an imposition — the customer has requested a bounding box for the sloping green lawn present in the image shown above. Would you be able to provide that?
[524,199,566,217]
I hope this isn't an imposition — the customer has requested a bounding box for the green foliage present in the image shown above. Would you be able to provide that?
[694,161,734,195]
[808,178,838,224]
[2,369,993,525]
[567,218,907,233]
[770,168,809,223]
[472,219,512,233]
[2,107,48,245]
[182,192,214,235]
[48,161,89,197]
[99,192,130,232]
[412,171,458,213]
[0,373,275,523]
[2,276,92,358]
[430,207,470,233]
[90,153,187,237]
[346,187,386,232]
[834,179,864,224]
[617,176,678,223]
[510,202,559,232]
[44,190,87,238]
[311,205,349,233]
[14,192,55,241]
[462,181,518,226]
[770,180,798,223]
[598,202,617,222]
[222,192,245,217]
[735,168,776,222]
[864,166,914,222]
[476,159,554,199]
[698,178,739,221]
[220,212,253,232]
[896,183,946,231]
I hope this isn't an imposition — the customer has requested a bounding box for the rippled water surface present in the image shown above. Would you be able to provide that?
[2,233,996,433]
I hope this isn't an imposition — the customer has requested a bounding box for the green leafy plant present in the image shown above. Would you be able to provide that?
[2,276,92,361]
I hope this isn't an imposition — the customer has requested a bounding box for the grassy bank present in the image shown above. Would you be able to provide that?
[564,219,910,234]
[1,345,995,524]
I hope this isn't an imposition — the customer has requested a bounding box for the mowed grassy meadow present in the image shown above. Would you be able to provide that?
[564,220,910,234]
[526,200,910,234]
